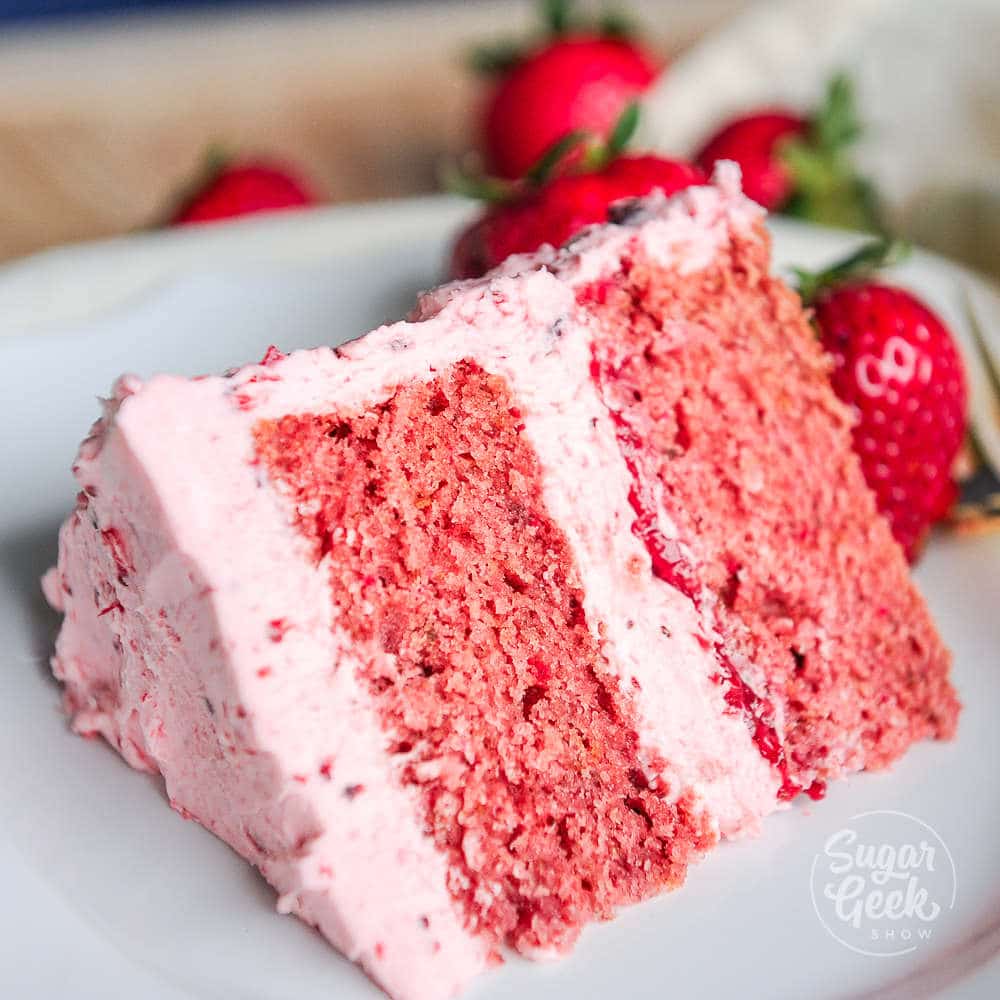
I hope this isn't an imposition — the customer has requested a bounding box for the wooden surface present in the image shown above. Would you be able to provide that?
[0,0,746,263]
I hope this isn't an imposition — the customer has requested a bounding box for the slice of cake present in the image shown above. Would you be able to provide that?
[44,167,958,1000]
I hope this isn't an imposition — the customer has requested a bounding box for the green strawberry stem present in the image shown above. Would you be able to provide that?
[526,129,590,184]
[601,101,641,161]
[543,0,574,35]
[439,160,515,204]
[598,7,636,38]
[812,74,861,153]
[469,41,525,75]
[470,0,637,75]
[533,101,641,178]
[794,237,910,305]
[445,102,642,202]
[780,73,883,234]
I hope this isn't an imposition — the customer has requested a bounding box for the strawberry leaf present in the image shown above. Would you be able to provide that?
[606,101,641,158]
[441,86,643,204]
[526,129,589,185]
[202,143,232,178]
[440,160,515,203]
[582,101,642,171]
[469,40,525,75]
[812,74,861,153]
[794,237,910,305]
[598,8,636,38]
[781,140,880,231]
[779,74,882,233]
[543,0,576,36]
[471,0,645,77]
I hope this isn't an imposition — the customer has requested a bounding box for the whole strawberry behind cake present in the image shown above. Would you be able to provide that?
[44,166,958,1000]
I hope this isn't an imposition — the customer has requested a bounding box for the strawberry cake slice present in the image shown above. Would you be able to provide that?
[44,166,958,1000]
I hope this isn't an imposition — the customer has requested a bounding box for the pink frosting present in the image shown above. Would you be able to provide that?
[48,376,491,1000]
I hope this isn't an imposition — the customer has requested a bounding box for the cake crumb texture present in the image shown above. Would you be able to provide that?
[254,360,714,955]
[582,225,959,791]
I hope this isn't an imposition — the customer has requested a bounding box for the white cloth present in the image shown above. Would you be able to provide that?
[642,0,1000,279]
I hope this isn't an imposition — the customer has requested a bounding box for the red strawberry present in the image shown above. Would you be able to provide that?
[696,75,878,231]
[695,111,806,211]
[484,37,658,180]
[474,1,659,179]
[798,242,967,560]
[449,152,704,280]
[171,160,314,226]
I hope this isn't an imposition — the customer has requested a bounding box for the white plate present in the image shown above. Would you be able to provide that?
[1,199,998,1000]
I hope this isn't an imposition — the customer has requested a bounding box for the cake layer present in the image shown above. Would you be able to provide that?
[577,208,958,793]
[44,168,958,1000]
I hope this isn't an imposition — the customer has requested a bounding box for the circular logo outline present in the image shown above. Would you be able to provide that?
[809,809,957,958]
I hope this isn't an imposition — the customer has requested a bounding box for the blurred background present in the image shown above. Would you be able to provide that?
[0,0,751,262]
[1,0,998,543]
[1,0,998,276]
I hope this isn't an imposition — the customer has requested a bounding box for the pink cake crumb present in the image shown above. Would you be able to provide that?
[581,227,958,791]
[254,360,715,955]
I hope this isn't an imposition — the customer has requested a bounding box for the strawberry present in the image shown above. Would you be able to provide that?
[695,112,806,212]
[448,108,704,279]
[474,0,659,179]
[696,75,879,231]
[797,241,967,560]
[171,158,315,226]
